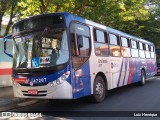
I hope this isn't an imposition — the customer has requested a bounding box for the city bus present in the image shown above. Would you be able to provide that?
[11,12,157,103]
[0,35,13,87]
[155,49,160,74]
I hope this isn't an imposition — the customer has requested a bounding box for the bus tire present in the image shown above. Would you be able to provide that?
[138,70,146,86]
[91,76,106,103]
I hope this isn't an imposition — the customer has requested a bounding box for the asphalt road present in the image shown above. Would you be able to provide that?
[6,76,160,119]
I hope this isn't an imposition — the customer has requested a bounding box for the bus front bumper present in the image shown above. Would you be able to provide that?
[13,81,73,99]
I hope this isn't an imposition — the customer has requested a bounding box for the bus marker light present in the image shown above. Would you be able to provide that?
[56,79,60,84]
[50,81,55,87]
[61,75,66,80]
[50,83,54,87]
[13,80,16,85]
[65,72,69,75]
[80,81,83,86]
[13,77,27,84]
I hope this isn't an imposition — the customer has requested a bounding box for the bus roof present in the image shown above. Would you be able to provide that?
[63,12,154,46]
[13,12,154,46]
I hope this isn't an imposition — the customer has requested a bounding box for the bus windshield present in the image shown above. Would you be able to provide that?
[13,28,69,68]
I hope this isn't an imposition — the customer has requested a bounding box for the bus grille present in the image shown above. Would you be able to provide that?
[20,83,48,86]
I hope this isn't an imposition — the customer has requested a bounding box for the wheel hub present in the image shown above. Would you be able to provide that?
[96,82,104,97]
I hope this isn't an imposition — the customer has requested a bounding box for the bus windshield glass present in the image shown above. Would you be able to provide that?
[13,28,69,68]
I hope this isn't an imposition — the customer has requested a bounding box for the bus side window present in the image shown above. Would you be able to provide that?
[109,33,121,57]
[150,46,155,58]
[121,37,131,57]
[145,44,150,58]
[131,40,138,58]
[94,29,109,56]
[139,42,145,58]
[146,44,149,51]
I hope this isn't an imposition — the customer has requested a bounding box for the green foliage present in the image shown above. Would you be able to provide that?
[1,0,160,47]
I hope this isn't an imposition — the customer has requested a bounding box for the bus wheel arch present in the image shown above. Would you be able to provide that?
[96,72,108,91]
[91,72,108,103]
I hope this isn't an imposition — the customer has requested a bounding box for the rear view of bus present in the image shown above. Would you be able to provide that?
[156,49,160,74]
[12,13,72,99]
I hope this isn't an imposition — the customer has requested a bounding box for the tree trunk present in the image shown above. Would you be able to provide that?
[0,1,7,36]
[39,0,47,13]
[4,1,18,36]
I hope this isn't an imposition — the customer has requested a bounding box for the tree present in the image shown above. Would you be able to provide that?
[17,0,75,18]
[141,0,160,47]
[0,0,20,36]
[0,0,8,36]
[4,0,20,36]
[13,0,160,47]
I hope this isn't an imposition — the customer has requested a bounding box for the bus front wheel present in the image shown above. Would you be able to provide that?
[91,76,106,103]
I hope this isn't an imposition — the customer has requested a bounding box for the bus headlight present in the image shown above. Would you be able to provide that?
[13,81,16,85]
[12,80,19,87]
[50,71,70,87]
[56,79,61,85]
[61,75,66,80]
[12,79,17,85]
[50,82,54,87]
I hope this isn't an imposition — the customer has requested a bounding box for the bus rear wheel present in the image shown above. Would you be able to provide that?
[138,70,146,86]
[91,76,106,103]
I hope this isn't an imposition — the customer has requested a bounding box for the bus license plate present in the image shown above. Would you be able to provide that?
[28,89,38,95]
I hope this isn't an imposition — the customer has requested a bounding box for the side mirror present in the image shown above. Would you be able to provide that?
[4,40,7,50]
[77,36,83,48]
[3,35,13,58]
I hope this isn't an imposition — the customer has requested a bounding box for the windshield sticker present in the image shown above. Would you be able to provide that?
[40,57,50,64]
[32,57,40,67]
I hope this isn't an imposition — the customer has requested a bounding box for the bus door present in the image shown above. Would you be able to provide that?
[70,23,91,98]
[110,57,121,88]
[109,33,121,88]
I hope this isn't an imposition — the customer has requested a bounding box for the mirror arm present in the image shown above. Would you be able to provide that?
[4,39,13,58]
